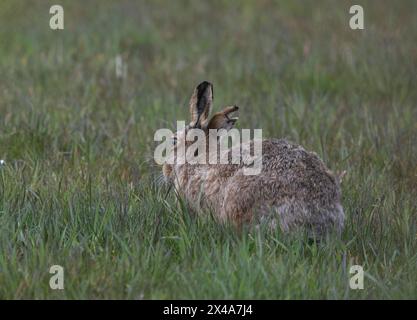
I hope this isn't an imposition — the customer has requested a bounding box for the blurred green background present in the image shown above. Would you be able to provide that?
[0,0,416,299]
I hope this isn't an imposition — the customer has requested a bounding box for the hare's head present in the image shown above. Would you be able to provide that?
[162,81,239,180]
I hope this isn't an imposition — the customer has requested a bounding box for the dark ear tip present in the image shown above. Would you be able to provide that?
[197,81,213,91]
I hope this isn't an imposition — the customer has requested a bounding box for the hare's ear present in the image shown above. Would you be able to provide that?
[189,81,213,128]
[207,106,239,131]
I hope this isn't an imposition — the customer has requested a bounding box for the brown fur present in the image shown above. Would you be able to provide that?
[163,82,344,238]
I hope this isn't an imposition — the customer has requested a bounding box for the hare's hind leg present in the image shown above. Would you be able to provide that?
[273,202,344,239]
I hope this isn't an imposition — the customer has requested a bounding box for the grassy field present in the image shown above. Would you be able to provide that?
[0,0,416,299]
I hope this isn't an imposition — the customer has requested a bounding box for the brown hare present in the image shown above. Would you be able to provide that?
[162,81,344,238]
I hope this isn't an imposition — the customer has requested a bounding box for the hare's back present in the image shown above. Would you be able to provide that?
[258,139,341,204]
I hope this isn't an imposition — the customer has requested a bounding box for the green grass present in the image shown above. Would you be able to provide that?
[0,0,416,299]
